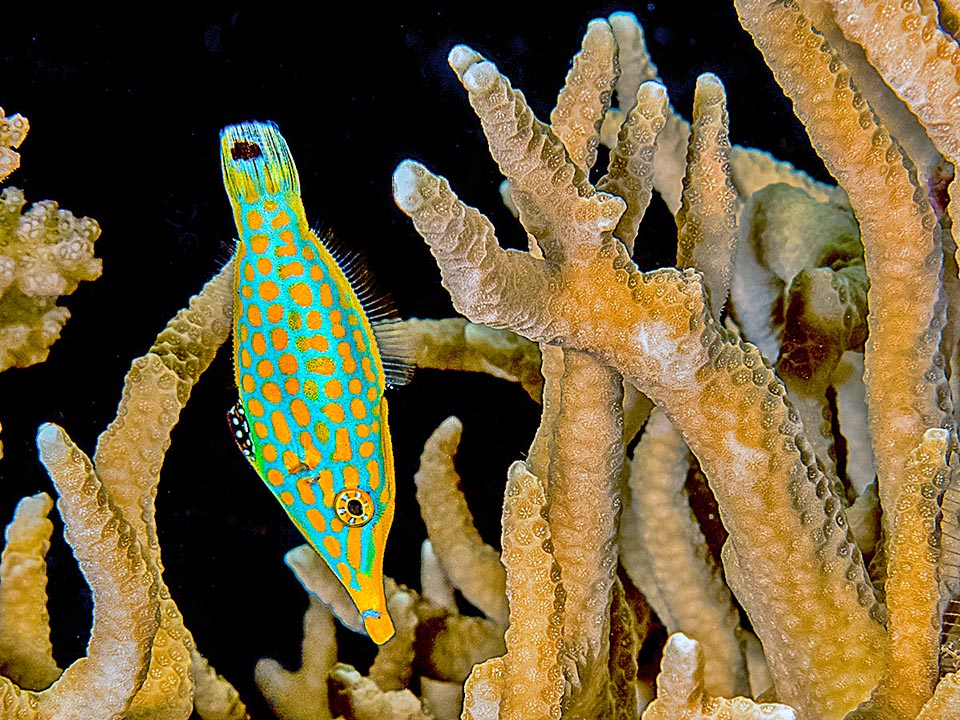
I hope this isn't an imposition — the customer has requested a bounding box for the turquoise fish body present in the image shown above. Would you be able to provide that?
[221,121,396,644]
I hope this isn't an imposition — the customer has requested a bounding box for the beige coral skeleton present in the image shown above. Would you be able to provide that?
[390,6,960,720]
[7,4,960,720]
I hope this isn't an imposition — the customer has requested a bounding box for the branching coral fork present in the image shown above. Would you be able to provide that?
[394,43,886,720]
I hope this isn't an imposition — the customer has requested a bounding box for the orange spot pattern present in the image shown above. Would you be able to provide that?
[278,353,299,375]
[250,234,268,254]
[344,466,359,488]
[278,229,296,256]
[347,529,361,568]
[307,357,334,375]
[318,468,335,506]
[290,398,311,427]
[325,379,343,399]
[350,398,367,420]
[256,359,273,378]
[306,508,326,533]
[233,193,395,585]
[259,280,279,301]
[290,282,313,307]
[324,536,341,558]
[333,427,352,461]
[319,283,333,308]
[263,382,282,403]
[271,410,292,445]
[279,261,304,279]
[297,477,316,505]
[271,209,291,228]
[323,404,346,423]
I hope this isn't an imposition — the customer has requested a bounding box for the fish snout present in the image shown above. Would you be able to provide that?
[361,606,396,645]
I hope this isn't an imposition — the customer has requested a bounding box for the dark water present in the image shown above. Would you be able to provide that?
[1,5,824,717]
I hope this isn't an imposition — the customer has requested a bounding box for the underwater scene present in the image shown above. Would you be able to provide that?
[4,2,960,719]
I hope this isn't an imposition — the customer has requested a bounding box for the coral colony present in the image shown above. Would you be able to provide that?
[4,4,960,719]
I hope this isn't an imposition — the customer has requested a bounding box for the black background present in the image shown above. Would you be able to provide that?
[1,5,825,717]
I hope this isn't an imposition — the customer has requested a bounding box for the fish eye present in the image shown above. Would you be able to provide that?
[334,488,375,527]
[231,140,262,161]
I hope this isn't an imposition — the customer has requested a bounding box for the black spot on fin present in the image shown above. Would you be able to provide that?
[227,401,256,467]
[313,226,415,387]
[231,140,262,161]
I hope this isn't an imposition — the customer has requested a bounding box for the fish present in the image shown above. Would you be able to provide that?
[220,120,412,644]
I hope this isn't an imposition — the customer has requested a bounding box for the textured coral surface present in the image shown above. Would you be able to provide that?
[4,4,960,720]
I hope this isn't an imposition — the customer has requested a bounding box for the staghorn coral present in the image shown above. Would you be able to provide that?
[388,6,960,720]
[0,109,27,183]
[10,5,960,720]
[642,633,795,720]
[396,30,880,720]
[0,106,101,460]
[0,109,101,373]
[0,265,248,718]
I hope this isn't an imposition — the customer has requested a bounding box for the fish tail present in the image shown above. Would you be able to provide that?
[220,120,300,206]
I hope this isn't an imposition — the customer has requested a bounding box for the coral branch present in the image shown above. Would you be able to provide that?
[462,461,565,720]
[190,649,249,720]
[255,596,336,720]
[597,81,667,254]
[546,350,622,716]
[625,409,746,697]
[0,188,101,372]
[393,162,551,336]
[396,40,887,720]
[675,73,738,317]
[401,318,542,402]
[329,664,431,720]
[850,428,951,718]
[0,493,60,690]
[734,0,950,543]
[414,416,508,625]
[642,633,796,720]
[36,423,160,720]
[917,672,960,719]
[0,109,27,182]
[550,19,617,175]
[447,45,626,266]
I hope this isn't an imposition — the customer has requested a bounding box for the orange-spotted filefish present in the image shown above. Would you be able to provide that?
[220,121,413,644]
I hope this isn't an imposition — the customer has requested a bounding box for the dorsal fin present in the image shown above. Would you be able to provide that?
[314,226,416,387]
